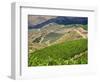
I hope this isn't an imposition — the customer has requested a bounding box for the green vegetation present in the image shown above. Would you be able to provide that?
[82,25,88,30]
[42,32,63,43]
[64,24,87,30]
[28,39,88,66]
[65,51,88,64]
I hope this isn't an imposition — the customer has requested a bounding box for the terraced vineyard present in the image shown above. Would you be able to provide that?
[28,15,88,66]
[28,39,87,66]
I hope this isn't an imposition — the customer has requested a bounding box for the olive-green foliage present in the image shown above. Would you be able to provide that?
[28,39,88,66]
[66,51,88,65]
[82,25,88,30]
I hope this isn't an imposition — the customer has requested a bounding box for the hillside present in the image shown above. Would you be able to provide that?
[28,39,87,66]
[28,15,88,66]
[28,24,87,53]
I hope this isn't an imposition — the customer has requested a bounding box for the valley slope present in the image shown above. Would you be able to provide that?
[28,16,88,66]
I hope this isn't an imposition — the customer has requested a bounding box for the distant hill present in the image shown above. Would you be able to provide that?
[28,16,88,29]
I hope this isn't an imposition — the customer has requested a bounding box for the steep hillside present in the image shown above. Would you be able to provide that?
[28,15,88,66]
[28,24,87,53]
[28,39,87,66]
